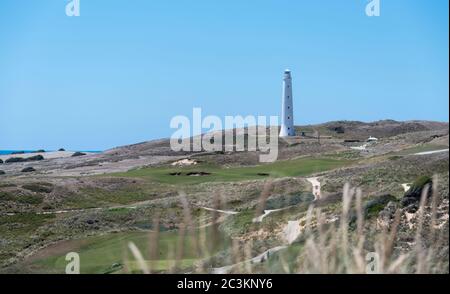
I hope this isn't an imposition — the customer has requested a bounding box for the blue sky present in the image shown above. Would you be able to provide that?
[0,0,448,150]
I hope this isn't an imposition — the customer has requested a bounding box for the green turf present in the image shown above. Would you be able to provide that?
[30,226,229,274]
[112,157,355,185]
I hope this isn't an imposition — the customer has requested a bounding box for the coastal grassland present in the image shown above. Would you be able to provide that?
[53,179,181,209]
[111,156,356,185]
[220,192,314,237]
[0,213,55,235]
[62,187,153,209]
[0,213,56,263]
[321,150,363,160]
[27,226,229,274]
[390,144,448,156]
[321,152,449,196]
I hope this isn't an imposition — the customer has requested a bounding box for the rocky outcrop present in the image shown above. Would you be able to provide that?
[22,183,53,193]
[32,150,46,153]
[5,157,26,163]
[377,201,399,229]
[4,155,44,163]
[71,152,86,157]
[364,194,397,218]
[401,176,433,212]
[26,155,44,161]
[21,167,36,173]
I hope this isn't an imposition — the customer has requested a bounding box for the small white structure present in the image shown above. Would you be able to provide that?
[279,69,295,137]
[367,136,378,142]
[350,144,368,151]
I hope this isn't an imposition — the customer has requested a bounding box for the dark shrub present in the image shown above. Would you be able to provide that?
[328,126,346,134]
[388,155,402,161]
[72,152,86,157]
[21,167,36,173]
[0,159,3,164]
[186,171,210,176]
[0,170,5,175]
[257,173,270,176]
[0,191,14,201]
[6,155,43,163]
[23,183,53,193]
[364,194,397,218]
[42,203,55,210]
[58,148,66,151]
[17,194,43,205]
[5,157,26,163]
[27,155,44,161]
[33,149,46,153]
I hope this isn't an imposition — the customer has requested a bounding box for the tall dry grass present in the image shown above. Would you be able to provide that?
[126,176,448,274]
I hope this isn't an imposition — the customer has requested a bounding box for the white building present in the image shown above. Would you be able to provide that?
[279,69,295,137]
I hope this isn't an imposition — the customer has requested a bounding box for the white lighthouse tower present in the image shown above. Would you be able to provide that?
[279,69,295,137]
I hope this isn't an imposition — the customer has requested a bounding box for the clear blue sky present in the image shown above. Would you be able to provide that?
[0,0,448,150]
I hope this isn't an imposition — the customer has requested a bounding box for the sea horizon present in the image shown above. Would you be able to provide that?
[0,150,102,155]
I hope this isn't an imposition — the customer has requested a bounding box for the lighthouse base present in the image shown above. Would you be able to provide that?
[279,125,295,137]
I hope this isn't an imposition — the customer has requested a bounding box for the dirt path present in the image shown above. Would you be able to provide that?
[252,208,286,223]
[307,177,321,200]
[211,246,287,274]
[200,207,238,215]
[413,148,449,156]
[1,200,155,217]
[211,210,302,273]
[283,220,302,244]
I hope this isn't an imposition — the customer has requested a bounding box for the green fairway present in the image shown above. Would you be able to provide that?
[30,227,228,274]
[112,157,355,184]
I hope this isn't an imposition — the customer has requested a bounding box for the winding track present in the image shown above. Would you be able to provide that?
[412,148,449,156]
[252,208,287,223]
[307,177,321,200]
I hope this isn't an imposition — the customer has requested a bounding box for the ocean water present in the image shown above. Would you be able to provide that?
[0,150,36,155]
[0,150,102,155]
